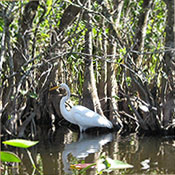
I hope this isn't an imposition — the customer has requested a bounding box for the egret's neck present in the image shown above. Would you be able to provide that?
[60,88,70,106]
[60,91,73,123]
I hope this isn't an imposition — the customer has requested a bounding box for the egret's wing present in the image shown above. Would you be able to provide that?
[71,105,113,129]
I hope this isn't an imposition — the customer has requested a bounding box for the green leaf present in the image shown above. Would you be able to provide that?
[97,157,108,172]
[29,92,38,99]
[105,28,109,34]
[97,157,133,172]
[0,151,21,163]
[20,89,27,96]
[103,159,111,168]
[47,0,52,7]
[46,0,52,16]
[3,139,39,149]
[106,157,133,169]
[92,28,97,36]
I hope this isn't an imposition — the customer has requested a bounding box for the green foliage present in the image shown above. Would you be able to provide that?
[0,17,4,32]
[2,139,38,149]
[97,156,133,173]
[70,155,133,174]
[0,151,21,163]
[29,92,38,99]
[1,139,39,173]
[46,0,52,16]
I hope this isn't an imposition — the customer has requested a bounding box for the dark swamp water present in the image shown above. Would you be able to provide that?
[2,126,175,175]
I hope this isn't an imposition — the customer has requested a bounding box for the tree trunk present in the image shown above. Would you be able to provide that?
[58,0,83,33]
[82,0,104,116]
[106,0,124,126]
[97,29,107,111]
[132,0,153,67]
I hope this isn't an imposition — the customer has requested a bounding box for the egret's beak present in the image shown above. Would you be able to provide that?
[49,86,59,91]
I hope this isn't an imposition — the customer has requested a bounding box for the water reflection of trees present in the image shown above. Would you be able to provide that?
[112,135,175,174]
[4,131,175,175]
[15,127,68,175]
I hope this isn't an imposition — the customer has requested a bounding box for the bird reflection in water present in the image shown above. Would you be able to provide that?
[62,132,114,174]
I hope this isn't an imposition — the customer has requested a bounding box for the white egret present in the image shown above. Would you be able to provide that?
[50,83,113,132]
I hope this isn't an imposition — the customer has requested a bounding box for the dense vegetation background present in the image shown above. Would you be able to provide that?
[0,0,175,138]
